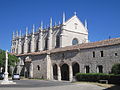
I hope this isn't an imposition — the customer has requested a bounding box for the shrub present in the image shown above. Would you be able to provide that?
[111,63,120,75]
[75,73,120,84]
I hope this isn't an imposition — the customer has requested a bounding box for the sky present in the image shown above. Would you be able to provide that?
[0,0,120,51]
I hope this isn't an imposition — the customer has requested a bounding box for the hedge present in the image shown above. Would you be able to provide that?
[75,73,120,84]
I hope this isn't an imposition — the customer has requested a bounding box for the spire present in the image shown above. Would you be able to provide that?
[12,32,15,39]
[55,22,57,26]
[26,27,28,36]
[32,24,35,34]
[19,30,22,38]
[50,17,52,29]
[85,19,88,29]
[40,21,43,31]
[63,12,65,24]
[59,21,61,25]
[16,30,18,37]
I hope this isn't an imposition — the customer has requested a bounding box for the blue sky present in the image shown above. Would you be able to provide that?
[0,0,120,51]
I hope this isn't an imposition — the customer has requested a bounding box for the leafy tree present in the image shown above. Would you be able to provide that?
[0,49,19,68]
[111,63,120,75]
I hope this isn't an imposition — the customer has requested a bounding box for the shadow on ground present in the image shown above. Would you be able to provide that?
[103,85,120,90]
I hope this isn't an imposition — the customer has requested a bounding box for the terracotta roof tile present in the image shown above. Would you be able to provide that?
[16,38,120,56]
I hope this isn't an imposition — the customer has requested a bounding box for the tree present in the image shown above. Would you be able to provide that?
[111,63,120,75]
[0,49,19,68]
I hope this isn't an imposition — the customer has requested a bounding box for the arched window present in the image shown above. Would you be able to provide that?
[85,65,90,73]
[56,36,60,48]
[36,41,39,52]
[44,38,48,50]
[72,38,78,45]
[97,65,103,73]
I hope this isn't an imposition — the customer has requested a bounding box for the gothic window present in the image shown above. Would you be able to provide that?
[37,65,40,71]
[44,38,48,50]
[100,51,104,57]
[97,65,103,73]
[56,36,60,48]
[85,65,90,73]
[72,38,78,45]
[28,42,31,53]
[93,51,95,58]
[36,42,38,52]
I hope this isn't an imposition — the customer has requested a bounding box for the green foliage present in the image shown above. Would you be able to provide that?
[0,49,19,67]
[111,63,120,75]
[75,73,120,84]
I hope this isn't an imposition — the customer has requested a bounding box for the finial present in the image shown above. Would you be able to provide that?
[63,12,65,24]
[74,11,77,16]
[50,17,52,28]
[26,27,28,36]
[32,24,35,34]
[40,21,43,31]
[55,22,56,26]
[19,30,22,37]
[59,21,61,25]
[16,30,18,37]
[85,19,88,29]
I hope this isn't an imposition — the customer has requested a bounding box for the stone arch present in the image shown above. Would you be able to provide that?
[60,63,69,81]
[72,62,80,76]
[53,64,58,80]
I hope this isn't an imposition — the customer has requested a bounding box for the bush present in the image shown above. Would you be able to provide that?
[111,63,120,75]
[75,73,120,84]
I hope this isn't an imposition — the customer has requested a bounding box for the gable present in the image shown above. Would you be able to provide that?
[63,15,88,35]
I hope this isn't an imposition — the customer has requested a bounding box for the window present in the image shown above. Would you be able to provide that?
[100,51,103,57]
[74,23,78,29]
[93,51,95,58]
[85,66,90,73]
[97,65,103,73]
[56,36,60,48]
[37,65,40,71]
[72,38,78,45]
[44,38,48,50]
[115,53,118,56]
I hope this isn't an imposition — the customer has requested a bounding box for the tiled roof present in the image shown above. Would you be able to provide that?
[16,37,120,56]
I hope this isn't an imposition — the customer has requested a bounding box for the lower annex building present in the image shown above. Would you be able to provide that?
[11,13,120,81]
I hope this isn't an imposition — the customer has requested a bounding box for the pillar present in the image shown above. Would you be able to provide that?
[46,53,53,80]
[29,63,33,78]
[58,65,61,81]
[24,27,28,54]
[31,25,35,52]
[48,17,53,50]
[69,64,73,82]
[38,21,43,51]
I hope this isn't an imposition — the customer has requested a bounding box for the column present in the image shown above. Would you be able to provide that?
[29,63,33,78]
[46,53,53,80]
[24,27,28,54]
[31,25,35,52]
[48,17,53,50]
[69,64,73,82]
[38,22,43,51]
[58,65,61,81]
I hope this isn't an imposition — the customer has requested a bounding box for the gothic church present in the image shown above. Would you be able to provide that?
[11,13,120,81]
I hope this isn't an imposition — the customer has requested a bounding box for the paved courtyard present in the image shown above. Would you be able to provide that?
[0,80,107,90]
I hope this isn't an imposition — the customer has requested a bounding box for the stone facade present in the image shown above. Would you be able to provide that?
[15,38,120,81]
[11,13,120,81]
